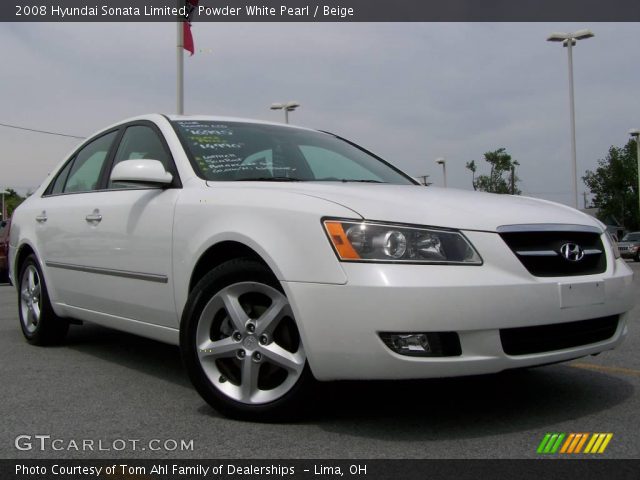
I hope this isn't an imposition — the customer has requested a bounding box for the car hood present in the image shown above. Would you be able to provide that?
[207,182,602,232]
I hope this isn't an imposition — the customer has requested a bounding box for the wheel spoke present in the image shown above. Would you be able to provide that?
[21,288,30,302]
[261,343,304,373]
[27,268,36,290]
[32,283,41,300]
[221,290,249,332]
[198,337,239,360]
[255,297,288,335]
[26,306,35,326]
[239,358,260,402]
[32,303,40,323]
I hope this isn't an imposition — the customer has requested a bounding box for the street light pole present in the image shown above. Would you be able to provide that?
[436,158,447,188]
[547,29,594,209]
[566,38,578,210]
[270,101,300,124]
[630,129,640,221]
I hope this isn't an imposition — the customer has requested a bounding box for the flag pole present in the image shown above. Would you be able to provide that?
[177,20,184,115]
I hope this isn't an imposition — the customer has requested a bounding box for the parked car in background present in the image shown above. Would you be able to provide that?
[617,231,640,261]
[0,219,11,282]
[7,114,635,420]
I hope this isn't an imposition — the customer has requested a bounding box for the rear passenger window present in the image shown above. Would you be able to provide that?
[109,126,170,189]
[64,131,117,193]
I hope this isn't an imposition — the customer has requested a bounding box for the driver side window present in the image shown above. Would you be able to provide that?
[63,131,118,193]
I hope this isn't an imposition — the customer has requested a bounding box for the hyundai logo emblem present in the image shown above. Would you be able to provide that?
[560,243,584,262]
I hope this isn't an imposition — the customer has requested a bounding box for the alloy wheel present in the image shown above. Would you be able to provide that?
[195,282,306,405]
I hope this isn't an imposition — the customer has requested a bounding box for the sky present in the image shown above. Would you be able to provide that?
[0,22,638,206]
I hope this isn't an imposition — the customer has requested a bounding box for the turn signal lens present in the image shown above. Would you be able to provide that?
[324,221,360,260]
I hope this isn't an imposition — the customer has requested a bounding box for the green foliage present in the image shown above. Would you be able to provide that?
[466,148,521,194]
[583,139,639,230]
[1,188,27,220]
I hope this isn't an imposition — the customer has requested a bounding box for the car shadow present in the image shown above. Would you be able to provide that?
[64,323,191,390]
[63,324,634,439]
[304,366,634,441]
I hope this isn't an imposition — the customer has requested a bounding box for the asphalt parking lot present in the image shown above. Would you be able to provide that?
[1,265,639,459]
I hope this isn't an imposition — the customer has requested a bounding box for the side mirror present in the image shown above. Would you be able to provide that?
[110,160,173,187]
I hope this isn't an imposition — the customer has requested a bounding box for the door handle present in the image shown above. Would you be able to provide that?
[35,212,47,223]
[85,209,102,223]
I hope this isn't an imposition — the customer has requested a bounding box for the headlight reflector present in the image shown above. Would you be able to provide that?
[324,220,482,264]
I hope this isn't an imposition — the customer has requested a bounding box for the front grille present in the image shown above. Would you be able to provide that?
[499,230,606,277]
[500,316,619,356]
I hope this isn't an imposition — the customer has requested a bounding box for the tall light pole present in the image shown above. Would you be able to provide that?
[436,158,447,188]
[547,29,595,209]
[630,128,640,221]
[177,21,184,115]
[270,101,300,124]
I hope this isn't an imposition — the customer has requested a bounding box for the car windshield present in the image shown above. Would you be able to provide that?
[621,233,640,242]
[172,120,415,184]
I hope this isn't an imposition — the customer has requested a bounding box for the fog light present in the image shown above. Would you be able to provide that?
[379,331,462,357]
[390,334,430,354]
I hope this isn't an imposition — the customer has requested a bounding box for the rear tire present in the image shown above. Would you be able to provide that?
[18,254,69,345]
[180,257,314,421]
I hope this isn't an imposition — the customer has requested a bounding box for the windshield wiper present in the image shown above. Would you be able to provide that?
[339,179,386,183]
[233,177,302,182]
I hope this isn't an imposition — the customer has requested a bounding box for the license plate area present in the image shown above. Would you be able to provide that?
[559,281,605,308]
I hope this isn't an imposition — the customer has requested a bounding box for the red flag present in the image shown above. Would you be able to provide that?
[183,0,198,56]
[183,21,194,56]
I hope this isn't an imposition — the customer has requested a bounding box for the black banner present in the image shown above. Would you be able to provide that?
[3,0,640,22]
[3,459,640,480]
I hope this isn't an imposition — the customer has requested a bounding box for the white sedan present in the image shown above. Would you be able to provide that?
[8,114,634,420]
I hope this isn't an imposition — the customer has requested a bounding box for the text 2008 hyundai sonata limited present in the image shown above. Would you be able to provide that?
[9,114,634,419]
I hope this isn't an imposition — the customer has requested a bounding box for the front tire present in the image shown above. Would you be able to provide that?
[18,254,69,345]
[180,258,313,421]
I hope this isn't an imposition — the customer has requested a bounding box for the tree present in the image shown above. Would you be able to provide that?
[583,139,638,230]
[465,148,521,194]
[465,160,477,189]
[1,188,26,220]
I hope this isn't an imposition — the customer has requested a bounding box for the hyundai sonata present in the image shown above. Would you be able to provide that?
[8,114,634,419]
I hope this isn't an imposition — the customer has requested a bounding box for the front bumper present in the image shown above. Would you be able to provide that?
[283,230,634,381]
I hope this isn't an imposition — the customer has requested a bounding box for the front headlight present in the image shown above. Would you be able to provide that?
[323,219,482,264]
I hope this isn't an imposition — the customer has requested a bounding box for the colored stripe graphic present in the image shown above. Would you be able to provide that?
[585,433,613,454]
[560,433,575,453]
[537,433,565,454]
[537,434,552,454]
[574,433,589,453]
[598,434,613,453]
[538,433,613,454]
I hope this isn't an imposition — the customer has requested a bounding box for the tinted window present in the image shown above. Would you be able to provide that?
[300,145,382,182]
[64,131,117,193]
[49,159,74,195]
[172,120,413,184]
[108,126,170,189]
